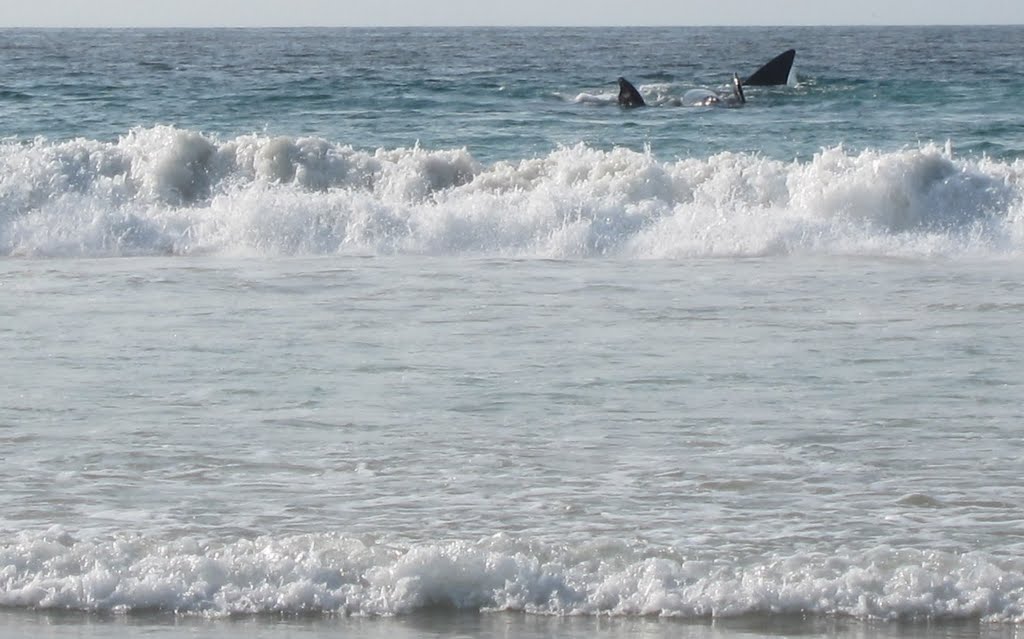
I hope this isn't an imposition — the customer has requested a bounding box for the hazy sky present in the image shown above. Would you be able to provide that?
[2,0,1023,28]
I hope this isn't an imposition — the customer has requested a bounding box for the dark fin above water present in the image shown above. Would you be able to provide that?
[617,77,646,108]
[733,73,746,104]
[744,49,796,86]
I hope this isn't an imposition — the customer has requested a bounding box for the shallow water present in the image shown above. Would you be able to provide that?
[5,256,1024,626]
[5,610,1023,639]
[3,25,1024,639]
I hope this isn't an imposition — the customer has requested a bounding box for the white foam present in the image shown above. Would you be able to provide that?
[3,531,1024,620]
[1,127,1021,258]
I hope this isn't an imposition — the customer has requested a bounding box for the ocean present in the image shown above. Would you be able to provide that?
[2,25,1024,639]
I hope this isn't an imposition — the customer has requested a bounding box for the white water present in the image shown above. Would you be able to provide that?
[5,532,1024,619]
[2,127,1022,259]
[4,255,1024,621]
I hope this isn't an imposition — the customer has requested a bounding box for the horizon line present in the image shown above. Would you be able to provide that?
[1,22,1022,29]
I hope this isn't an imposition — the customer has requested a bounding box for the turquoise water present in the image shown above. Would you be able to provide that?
[2,27,1022,259]
[3,26,1023,161]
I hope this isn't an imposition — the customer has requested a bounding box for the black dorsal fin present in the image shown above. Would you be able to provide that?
[617,77,646,108]
[744,49,796,86]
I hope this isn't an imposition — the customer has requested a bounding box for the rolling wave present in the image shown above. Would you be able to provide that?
[2,529,1024,620]
[1,126,1021,258]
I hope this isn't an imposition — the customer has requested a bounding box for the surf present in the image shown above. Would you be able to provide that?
[4,530,1024,621]
[1,127,1021,259]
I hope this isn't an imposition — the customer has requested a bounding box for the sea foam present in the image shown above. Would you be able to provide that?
[1,126,1021,259]
[3,530,1024,620]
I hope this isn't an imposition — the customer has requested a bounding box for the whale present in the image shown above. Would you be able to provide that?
[617,73,746,108]
[681,73,746,107]
[744,49,796,86]
[617,77,646,108]
[616,49,793,108]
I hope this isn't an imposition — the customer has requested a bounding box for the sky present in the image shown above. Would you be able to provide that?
[1,0,1023,28]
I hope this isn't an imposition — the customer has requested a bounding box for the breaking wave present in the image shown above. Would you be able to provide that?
[1,126,1022,259]
[3,529,1024,620]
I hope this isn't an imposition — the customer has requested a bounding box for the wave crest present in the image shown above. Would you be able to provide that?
[1,127,1021,258]
[3,530,1024,620]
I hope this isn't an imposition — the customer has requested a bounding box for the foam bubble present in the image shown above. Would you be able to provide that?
[3,532,1024,620]
[1,127,1021,258]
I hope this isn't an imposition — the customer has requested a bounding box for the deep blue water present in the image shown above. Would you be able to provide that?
[2,26,1022,162]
